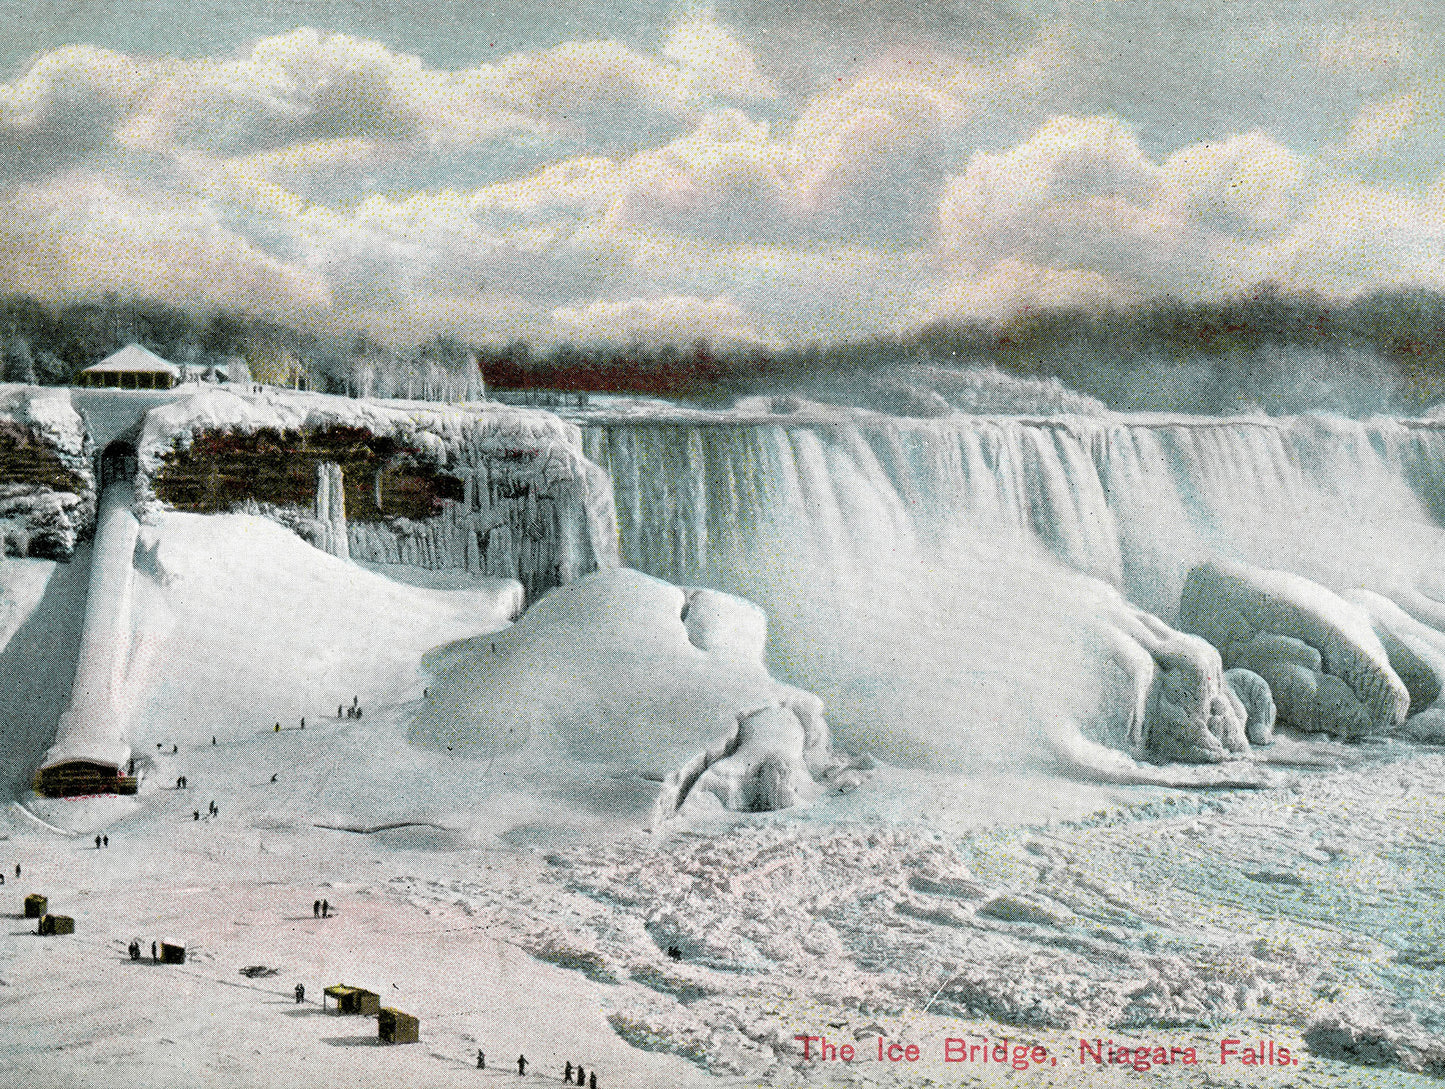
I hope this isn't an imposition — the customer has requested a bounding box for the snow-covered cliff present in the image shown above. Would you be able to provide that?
[0,384,93,559]
[138,388,618,598]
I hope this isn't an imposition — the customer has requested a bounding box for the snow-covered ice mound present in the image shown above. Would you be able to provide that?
[411,569,852,822]
[129,509,524,742]
[1180,559,1409,737]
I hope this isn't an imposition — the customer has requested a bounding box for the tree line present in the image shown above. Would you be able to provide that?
[4,284,1445,412]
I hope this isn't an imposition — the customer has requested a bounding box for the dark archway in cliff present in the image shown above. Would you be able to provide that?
[98,440,137,491]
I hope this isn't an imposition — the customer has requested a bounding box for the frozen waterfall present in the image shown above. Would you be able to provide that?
[584,413,1445,779]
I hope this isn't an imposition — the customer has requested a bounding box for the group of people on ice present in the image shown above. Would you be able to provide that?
[477,1053,601,1086]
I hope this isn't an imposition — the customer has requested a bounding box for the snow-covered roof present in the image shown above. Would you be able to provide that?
[83,344,180,376]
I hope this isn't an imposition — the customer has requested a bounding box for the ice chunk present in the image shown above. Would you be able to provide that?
[680,704,818,814]
[1179,560,1408,736]
[1222,633,1369,738]
[1304,1002,1445,1076]
[1228,632,1322,675]
[1224,668,1275,745]
[1344,589,1445,710]
[1100,603,1251,764]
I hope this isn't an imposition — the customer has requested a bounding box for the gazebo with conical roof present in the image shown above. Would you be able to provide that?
[75,344,179,390]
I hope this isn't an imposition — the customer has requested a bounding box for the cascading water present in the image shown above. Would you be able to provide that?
[583,411,1445,784]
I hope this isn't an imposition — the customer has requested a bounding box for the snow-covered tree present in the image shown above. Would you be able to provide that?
[4,336,36,384]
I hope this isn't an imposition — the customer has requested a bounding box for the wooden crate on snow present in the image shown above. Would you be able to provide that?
[23,894,46,918]
[324,985,380,1015]
[38,914,74,935]
[378,1008,419,1044]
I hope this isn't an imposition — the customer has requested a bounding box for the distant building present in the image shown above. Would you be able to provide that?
[75,344,180,390]
[177,356,249,385]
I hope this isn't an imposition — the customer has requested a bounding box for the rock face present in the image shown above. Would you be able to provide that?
[140,388,618,599]
[0,385,94,559]
[1179,560,1409,737]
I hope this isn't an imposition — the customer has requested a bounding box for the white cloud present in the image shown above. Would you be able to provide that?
[1342,95,1416,157]
[936,115,1201,297]
[0,170,331,316]
[940,115,1159,243]
[526,41,1052,243]
[0,44,149,126]
[0,21,779,178]
[1158,130,1316,238]
[10,20,1445,346]
[925,258,1122,322]
[790,54,985,199]
[0,45,152,178]
[929,114,1445,321]
[1317,16,1413,73]
[551,293,782,347]
[661,15,777,100]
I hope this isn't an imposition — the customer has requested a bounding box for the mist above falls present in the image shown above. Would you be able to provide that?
[777,345,1415,421]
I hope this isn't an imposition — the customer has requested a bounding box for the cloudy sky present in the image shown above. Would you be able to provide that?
[3,0,1445,347]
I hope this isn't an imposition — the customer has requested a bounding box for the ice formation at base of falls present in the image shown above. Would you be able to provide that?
[1225,667,1276,745]
[581,407,1445,784]
[1345,587,1445,742]
[1180,559,1408,737]
[410,568,861,820]
[653,703,823,820]
[652,588,849,820]
[1093,598,1251,765]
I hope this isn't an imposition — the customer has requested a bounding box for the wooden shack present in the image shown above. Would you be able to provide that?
[38,914,74,935]
[378,1008,419,1044]
[160,941,186,964]
[23,894,46,918]
[32,761,135,798]
[324,985,380,1015]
